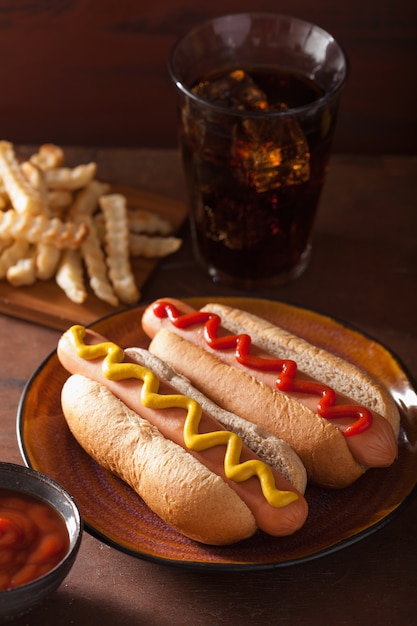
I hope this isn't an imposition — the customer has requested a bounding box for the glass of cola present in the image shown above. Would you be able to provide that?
[169,13,348,288]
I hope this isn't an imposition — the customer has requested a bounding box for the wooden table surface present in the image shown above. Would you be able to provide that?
[1,148,416,625]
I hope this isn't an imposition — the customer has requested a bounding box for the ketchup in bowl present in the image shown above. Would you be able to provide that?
[0,488,70,590]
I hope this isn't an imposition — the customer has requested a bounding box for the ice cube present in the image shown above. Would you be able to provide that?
[191,70,310,193]
[192,70,268,111]
[232,103,310,193]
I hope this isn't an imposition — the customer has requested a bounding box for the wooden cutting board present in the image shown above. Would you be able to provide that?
[0,185,187,330]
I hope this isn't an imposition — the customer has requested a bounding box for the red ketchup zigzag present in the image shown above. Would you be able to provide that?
[152,302,373,437]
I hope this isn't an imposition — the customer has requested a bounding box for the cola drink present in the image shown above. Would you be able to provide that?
[169,14,347,287]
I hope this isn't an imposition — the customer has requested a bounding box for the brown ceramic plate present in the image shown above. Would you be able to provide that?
[17,297,417,570]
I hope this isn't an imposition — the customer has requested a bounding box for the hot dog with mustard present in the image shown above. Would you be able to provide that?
[141,298,400,488]
[57,325,308,545]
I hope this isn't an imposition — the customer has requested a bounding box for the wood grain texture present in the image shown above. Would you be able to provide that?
[0,1,415,154]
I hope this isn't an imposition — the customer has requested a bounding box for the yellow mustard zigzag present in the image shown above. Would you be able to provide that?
[70,325,298,508]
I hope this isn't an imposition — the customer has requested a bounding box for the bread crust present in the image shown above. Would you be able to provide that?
[125,347,307,494]
[61,373,257,545]
[203,303,400,437]
[149,329,365,488]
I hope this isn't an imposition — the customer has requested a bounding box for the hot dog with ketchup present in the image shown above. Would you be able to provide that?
[141,298,400,488]
[57,325,308,545]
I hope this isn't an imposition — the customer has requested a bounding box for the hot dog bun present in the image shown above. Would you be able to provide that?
[142,298,399,488]
[201,303,400,437]
[149,328,363,488]
[61,374,257,545]
[57,326,309,545]
[125,346,307,494]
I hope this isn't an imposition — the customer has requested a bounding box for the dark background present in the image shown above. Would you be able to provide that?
[0,0,415,154]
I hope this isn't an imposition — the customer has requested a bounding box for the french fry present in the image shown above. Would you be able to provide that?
[0,210,88,249]
[44,162,97,191]
[127,208,172,235]
[36,243,62,281]
[0,239,31,280]
[129,233,182,258]
[0,142,182,307]
[56,249,87,304]
[0,141,43,214]
[7,254,37,286]
[69,180,111,219]
[69,181,118,306]
[21,160,45,189]
[20,161,49,214]
[29,144,65,171]
[80,217,119,307]
[99,193,139,304]
[47,190,73,214]
[95,212,181,259]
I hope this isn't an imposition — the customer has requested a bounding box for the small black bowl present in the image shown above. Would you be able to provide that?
[0,462,82,622]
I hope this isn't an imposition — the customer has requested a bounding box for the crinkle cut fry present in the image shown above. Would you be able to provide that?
[0,141,181,307]
[36,243,62,280]
[47,189,73,214]
[29,144,65,171]
[99,193,140,304]
[20,161,49,215]
[0,209,88,249]
[0,141,43,214]
[0,239,31,279]
[129,233,182,257]
[94,214,181,258]
[127,208,172,235]
[56,249,87,303]
[19,160,65,281]
[44,162,97,191]
[7,252,37,286]
[81,216,119,307]
[69,182,118,306]
[69,180,111,220]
